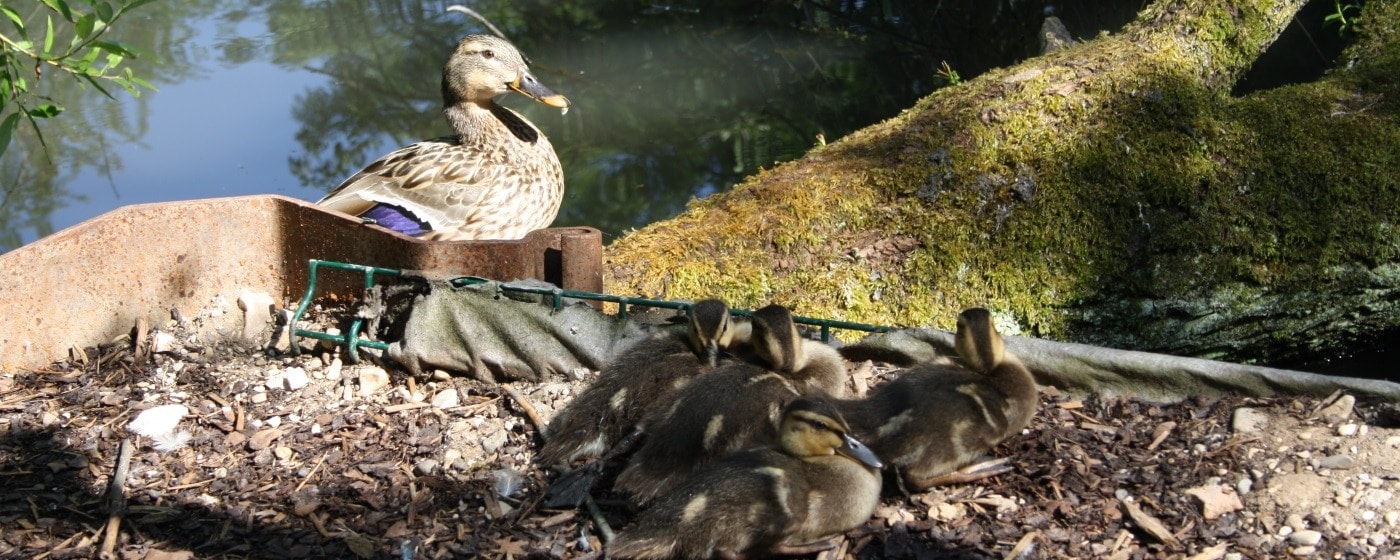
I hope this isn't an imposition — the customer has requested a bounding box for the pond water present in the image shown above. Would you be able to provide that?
[4,0,1151,251]
[2,0,1387,377]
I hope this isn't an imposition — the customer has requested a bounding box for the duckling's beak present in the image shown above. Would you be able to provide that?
[838,433,884,470]
[704,341,720,368]
[509,71,571,110]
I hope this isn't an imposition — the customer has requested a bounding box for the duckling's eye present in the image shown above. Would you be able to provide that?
[482,50,495,59]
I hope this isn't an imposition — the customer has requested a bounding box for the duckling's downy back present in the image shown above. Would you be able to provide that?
[608,399,881,559]
[537,299,742,466]
[839,307,1038,489]
[613,304,851,504]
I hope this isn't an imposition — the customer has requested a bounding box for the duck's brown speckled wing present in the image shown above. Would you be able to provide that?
[317,105,563,241]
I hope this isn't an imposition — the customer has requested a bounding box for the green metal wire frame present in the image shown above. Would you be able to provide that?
[288,259,891,362]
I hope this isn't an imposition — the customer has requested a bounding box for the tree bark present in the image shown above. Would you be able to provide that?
[603,0,1400,365]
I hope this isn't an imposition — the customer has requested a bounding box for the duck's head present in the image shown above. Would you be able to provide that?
[442,34,570,110]
[779,399,883,469]
[687,299,738,367]
[751,304,801,372]
[954,307,1006,373]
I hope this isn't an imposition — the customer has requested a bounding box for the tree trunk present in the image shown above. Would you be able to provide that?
[602,0,1400,365]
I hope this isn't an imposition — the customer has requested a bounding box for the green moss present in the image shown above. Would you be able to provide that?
[604,0,1400,359]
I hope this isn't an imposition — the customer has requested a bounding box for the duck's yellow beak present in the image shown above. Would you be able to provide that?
[509,71,570,110]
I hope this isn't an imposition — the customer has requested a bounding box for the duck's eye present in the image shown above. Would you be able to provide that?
[482,49,495,59]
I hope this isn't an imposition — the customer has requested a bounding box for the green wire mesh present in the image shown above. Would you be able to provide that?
[288,259,890,361]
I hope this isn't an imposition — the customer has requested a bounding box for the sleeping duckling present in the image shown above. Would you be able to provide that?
[608,398,883,560]
[537,299,746,467]
[840,307,1037,491]
[613,304,849,504]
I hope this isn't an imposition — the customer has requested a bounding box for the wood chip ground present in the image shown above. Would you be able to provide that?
[3,317,1399,559]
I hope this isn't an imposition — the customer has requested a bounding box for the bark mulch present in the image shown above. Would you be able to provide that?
[3,320,1399,559]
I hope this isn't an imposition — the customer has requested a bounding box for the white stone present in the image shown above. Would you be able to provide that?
[128,404,188,439]
[152,331,177,354]
[266,416,281,428]
[1232,408,1269,433]
[431,388,460,409]
[1290,530,1323,547]
[358,366,391,397]
[1318,454,1355,470]
[1317,394,1355,424]
[326,358,343,381]
[1338,423,1359,436]
[1386,511,1400,527]
[237,292,277,340]
[281,367,309,390]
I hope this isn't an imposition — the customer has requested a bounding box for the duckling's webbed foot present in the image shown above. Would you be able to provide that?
[769,537,840,556]
[544,461,603,508]
[911,457,1013,489]
[544,427,647,508]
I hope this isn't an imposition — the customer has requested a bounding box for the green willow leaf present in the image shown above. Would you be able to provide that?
[0,6,25,36]
[74,13,95,42]
[44,15,56,54]
[94,2,113,23]
[27,104,63,118]
[41,0,74,22]
[0,112,19,157]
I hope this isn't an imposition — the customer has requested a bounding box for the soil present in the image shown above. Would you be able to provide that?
[3,310,1400,560]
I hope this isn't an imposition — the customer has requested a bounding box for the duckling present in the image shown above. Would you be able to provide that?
[839,307,1037,491]
[538,299,746,467]
[613,304,849,504]
[608,398,883,560]
[317,34,570,241]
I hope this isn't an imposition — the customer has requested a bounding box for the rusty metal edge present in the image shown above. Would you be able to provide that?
[0,195,601,371]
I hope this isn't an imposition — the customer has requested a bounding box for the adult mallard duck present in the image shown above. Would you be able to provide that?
[608,398,883,559]
[840,307,1038,490]
[317,34,569,241]
[613,304,849,505]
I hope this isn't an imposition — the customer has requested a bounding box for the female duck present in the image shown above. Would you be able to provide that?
[840,307,1038,490]
[613,304,849,504]
[537,299,746,467]
[608,398,883,560]
[318,34,569,241]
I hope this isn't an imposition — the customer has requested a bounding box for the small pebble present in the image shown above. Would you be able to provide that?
[1290,529,1323,547]
[359,366,391,396]
[266,416,281,428]
[1317,394,1355,423]
[1287,514,1308,531]
[1318,455,1355,470]
[1292,545,1317,555]
[431,388,460,409]
[1237,477,1253,495]
[1232,408,1269,433]
[1385,511,1400,527]
[1338,423,1359,436]
[326,358,343,381]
